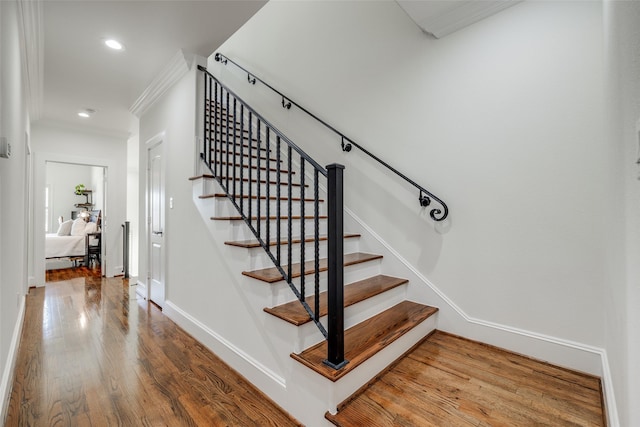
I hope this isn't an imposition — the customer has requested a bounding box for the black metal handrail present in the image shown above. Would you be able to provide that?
[199,65,347,369]
[213,53,449,222]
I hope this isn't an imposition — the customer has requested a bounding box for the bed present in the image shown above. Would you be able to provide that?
[45,210,101,265]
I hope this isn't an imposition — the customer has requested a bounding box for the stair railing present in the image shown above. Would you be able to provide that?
[213,53,449,222]
[199,65,347,370]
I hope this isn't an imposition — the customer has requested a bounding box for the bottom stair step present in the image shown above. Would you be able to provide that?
[290,301,438,382]
[264,275,408,326]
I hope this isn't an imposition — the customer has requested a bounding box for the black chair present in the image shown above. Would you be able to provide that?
[85,232,101,266]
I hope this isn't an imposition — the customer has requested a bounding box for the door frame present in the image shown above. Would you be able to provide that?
[33,152,110,286]
[145,132,166,305]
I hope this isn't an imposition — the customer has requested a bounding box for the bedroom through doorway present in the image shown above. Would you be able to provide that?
[44,161,106,281]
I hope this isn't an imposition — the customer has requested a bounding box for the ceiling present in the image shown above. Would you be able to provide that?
[38,0,266,138]
[35,0,518,139]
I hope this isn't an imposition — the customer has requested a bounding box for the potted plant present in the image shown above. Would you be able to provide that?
[74,184,86,195]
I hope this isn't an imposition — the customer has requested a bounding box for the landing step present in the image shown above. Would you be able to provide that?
[242,252,383,284]
[264,275,408,326]
[199,193,322,203]
[291,301,438,381]
[225,233,360,249]
[211,215,328,221]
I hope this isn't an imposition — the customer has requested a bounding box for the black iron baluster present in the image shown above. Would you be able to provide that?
[324,163,346,370]
[248,112,253,228]
[257,120,262,239]
[233,98,238,201]
[314,169,320,322]
[214,82,218,177]
[225,91,230,192]
[204,74,209,169]
[287,145,293,284]
[300,157,306,303]
[240,104,242,215]
[276,136,281,265]
[216,85,222,180]
[265,127,271,248]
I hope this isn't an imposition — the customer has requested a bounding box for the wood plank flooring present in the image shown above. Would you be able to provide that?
[326,330,605,426]
[4,275,300,426]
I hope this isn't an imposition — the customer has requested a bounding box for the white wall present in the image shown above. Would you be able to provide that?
[45,162,94,231]
[31,124,127,282]
[0,0,29,420]
[211,0,638,422]
[138,56,287,384]
[604,1,640,425]
[214,0,608,347]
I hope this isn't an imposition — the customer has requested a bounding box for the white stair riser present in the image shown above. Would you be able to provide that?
[222,218,330,241]
[211,197,325,218]
[212,168,300,184]
[226,237,360,271]
[198,177,308,200]
[254,259,383,307]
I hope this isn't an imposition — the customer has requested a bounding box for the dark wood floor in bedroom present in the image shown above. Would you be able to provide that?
[4,273,301,426]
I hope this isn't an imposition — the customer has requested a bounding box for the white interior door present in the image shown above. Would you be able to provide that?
[148,142,164,307]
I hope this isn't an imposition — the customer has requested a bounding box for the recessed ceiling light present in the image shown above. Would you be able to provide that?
[105,39,124,50]
[78,108,96,118]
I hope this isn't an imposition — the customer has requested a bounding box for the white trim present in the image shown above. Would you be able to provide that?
[16,0,44,120]
[130,49,194,118]
[600,350,620,427]
[345,206,618,426]
[163,300,287,389]
[0,296,26,423]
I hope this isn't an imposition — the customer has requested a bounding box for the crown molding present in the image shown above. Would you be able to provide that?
[396,0,521,39]
[129,49,195,118]
[16,0,44,120]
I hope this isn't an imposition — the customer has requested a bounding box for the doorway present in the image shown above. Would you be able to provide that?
[44,161,106,276]
[147,140,165,307]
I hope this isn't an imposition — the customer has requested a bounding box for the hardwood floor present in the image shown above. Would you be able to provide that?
[4,275,300,426]
[326,330,605,426]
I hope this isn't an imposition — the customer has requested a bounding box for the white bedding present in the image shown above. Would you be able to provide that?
[45,234,86,258]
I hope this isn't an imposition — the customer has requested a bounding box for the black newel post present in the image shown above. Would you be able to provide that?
[324,163,348,370]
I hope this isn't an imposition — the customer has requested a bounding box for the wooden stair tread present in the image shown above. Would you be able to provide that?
[291,301,438,381]
[199,193,322,202]
[225,233,360,249]
[264,275,408,325]
[189,174,214,181]
[211,215,328,221]
[242,252,383,283]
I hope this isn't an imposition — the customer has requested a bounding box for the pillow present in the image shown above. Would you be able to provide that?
[57,219,73,236]
[84,221,98,234]
[70,218,87,236]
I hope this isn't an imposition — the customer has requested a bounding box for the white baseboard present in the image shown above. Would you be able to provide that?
[163,300,286,390]
[345,207,619,426]
[0,295,26,423]
[135,279,147,300]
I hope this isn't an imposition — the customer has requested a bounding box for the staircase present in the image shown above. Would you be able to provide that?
[192,65,440,424]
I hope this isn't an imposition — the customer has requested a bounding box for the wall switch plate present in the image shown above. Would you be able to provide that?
[0,137,10,159]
